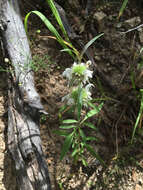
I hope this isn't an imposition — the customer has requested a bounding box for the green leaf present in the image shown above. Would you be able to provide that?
[62,119,78,124]
[46,0,79,59]
[60,48,74,54]
[85,144,105,166]
[84,122,97,130]
[24,11,74,58]
[60,132,74,160]
[46,0,69,41]
[77,85,83,120]
[53,130,69,136]
[80,33,104,60]
[59,104,68,113]
[81,158,88,166]
[82,103,103,123]
[71,147,79,157]
[87,101,95,109]
[87,101,99,109]
[118,0,128,19]
[79,128,86,142]
[85,137,97,141]
[131,90,143,143]
[25,11,61,41]
[59,125,76,129]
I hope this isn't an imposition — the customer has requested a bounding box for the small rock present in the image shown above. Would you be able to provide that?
[124,16,141,27]
[94,55,101,61]
[94,11,107,32]
[107,63,110,67]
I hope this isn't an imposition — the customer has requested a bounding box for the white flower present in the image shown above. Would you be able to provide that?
[62,83,94,106]
[62,68,72,81]
[62,93,74,106]
[62,61,93,85]
[84,83,94,100]
[83,69,93,84]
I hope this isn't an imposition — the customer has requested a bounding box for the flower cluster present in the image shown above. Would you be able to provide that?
[63,61,93,86]
[62,60,94,106]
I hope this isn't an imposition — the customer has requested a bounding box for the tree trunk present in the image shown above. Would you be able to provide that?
[0,0,51,189]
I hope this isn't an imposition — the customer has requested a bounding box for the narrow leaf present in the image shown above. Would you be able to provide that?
[25,11,61,41]
[77,85,83,120]
[60,132,74,160]
[84,122,97,130]
[79,128,86,142]
[60,48,74,53]
[53,130,69,136]
[71,147,79,157]
[80,33,104,59]
[63,40,80,58]
[118,0,128,19]
[131,90,143,143]
[62,119,78,124]
[59,125,76,129]
[87,101,99,109]
[81,158,88,166]
[46,0,69,40]
[82,103,103,123]
[46,0,79,59]
[86,137,97,141]
[85,144,105,166]
[24,11,74,58]
[59,104,68,113]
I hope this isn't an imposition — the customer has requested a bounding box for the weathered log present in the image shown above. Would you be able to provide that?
[0,0,51,189]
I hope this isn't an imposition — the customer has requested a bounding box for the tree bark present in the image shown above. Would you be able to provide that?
[0,0,51,189]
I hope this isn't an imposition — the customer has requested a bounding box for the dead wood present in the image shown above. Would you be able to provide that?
[0,0,51,189]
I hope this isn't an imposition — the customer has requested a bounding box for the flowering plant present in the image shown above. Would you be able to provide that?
[62,61,94,107]
[62,61,93,86]
[24,0,104,166]
[62,83,93,106]
[55,60,104,166]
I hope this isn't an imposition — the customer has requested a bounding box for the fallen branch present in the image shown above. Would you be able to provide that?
[0,0,51,189]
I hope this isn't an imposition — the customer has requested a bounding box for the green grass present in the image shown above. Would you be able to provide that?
[131,89,143,144]
[24,0,103,63]
[118,0,128,19]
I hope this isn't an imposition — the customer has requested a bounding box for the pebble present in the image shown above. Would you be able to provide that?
[124,16,141,27]
[94,55,101,61]
[94,11,107,32]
